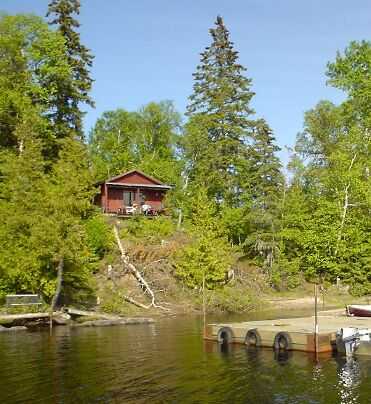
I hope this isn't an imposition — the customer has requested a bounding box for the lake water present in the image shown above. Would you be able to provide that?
[1,312,371,403]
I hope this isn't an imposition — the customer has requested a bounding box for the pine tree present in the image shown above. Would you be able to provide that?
[244,119,284,270]
[47,0,94,139]
[249,119,283,202]
[185,15,255,206]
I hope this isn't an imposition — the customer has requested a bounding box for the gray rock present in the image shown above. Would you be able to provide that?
[53,313,71,325]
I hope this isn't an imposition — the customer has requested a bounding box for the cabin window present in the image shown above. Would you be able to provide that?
[123,191,135,206]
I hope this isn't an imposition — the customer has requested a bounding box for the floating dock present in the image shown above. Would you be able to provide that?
[205,311,371,354]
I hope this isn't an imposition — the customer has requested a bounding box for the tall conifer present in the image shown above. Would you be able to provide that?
[185,16,255,206]
[244,119,284,270]
[47,0,94,139]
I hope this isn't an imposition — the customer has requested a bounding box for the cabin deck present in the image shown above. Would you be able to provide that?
[205,311,371,354]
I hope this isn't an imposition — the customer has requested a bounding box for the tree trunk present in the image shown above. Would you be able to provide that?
[335,153,357,256]
[177,175,189,230]
[49,257,64,331]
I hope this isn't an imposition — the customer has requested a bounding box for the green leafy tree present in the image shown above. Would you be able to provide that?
[89,108,139,180]
[0,118,95,302]
[44,137,96,305]
[47,0,94,138]
[175,190,233,289]
[0,122,50,295]
[327,40,371,128]
[0,14,71,152]
[89,101,183,210]
[280,41,371,293]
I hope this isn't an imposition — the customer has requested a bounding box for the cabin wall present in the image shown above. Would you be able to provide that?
[105,187,130,212]
[103,187,165,213]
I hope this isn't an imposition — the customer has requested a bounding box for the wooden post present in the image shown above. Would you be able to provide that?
[202,272,206,337]
[314,283,319,354]
[104,183,108,212]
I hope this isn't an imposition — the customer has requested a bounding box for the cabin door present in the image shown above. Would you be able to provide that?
[123,190,135,206]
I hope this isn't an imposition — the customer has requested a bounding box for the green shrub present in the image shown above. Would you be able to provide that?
[349,282,371,297]
[270,257,302,291]
[174,235,233,290]
[85,214,114,258]
[100,292,136,315]
[205,286,256,313]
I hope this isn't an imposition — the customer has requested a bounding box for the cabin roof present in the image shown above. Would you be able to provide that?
[106,182,171,190]
[107,169,165,185]
[97,169,171,190]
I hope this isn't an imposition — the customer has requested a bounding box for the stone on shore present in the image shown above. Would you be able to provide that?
[53,313,71,325]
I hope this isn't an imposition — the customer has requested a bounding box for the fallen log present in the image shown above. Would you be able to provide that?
[0,325,27,332]
[0,312,55,321]
[66,308,119,320]
[72,317,154,327]
[0,312,70,328]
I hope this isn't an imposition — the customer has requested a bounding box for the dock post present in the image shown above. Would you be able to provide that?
[202,272,206,337]
[314,284,319,354]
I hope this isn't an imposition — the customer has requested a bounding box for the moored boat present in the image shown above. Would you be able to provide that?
[347,305,371,317]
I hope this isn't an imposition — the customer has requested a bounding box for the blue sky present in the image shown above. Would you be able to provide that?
[2,1,371,164]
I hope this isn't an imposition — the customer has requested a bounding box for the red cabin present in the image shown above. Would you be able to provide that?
[95,170,171,215]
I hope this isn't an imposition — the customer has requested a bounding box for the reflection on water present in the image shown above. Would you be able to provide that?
[0,314,371,403]
[336,356,362,404]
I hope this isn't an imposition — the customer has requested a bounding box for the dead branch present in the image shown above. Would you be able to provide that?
[113,225,170,311]
[123,295,152,309]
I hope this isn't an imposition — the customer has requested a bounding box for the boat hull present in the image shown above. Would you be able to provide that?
[347,306,371,317]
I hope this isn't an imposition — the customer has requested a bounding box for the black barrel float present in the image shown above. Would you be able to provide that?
[273,332,292,351]
[244,328,262,347]
[217,327,234,344]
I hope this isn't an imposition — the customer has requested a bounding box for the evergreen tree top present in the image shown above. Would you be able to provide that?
[46,0,94,138]
[187,15,254,120]
[47,0,92,67]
